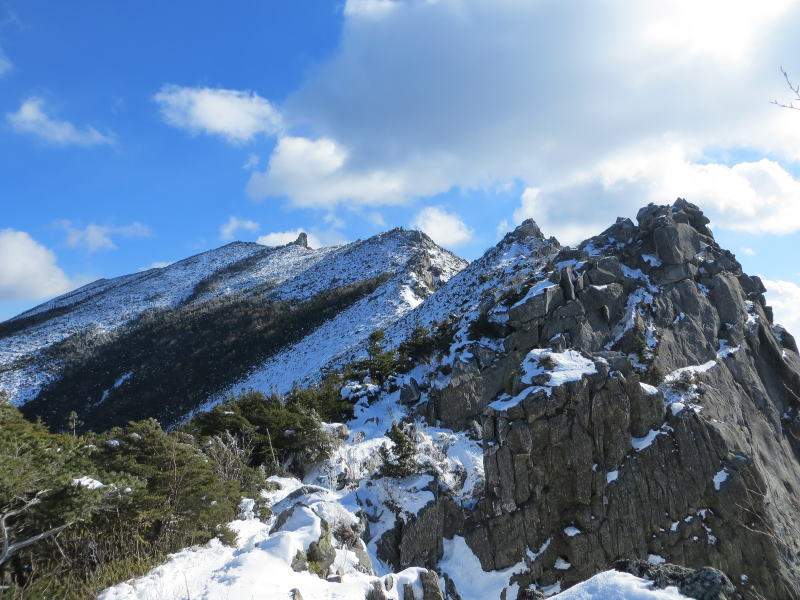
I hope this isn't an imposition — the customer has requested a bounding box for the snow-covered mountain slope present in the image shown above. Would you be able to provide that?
[1,229,465,429]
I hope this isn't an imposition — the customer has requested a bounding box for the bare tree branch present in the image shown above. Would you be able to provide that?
[771,66,800,110]
[0,490,74,566]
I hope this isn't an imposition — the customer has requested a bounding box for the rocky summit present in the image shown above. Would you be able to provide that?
[4,200,800,600]
[409,199,800,598]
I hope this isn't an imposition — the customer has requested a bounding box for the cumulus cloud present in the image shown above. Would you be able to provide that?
[154,85,281,144]
[510,146,800,243]
[7,97,115,147]
[247,136,417,207]
[410,206,474,248]
[248,0,800,229]
[0,229,76,301]
[219,216,259,241]
[763,278,800,335]
[58,221,152,253]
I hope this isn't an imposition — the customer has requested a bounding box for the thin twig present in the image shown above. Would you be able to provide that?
[771,66,800,110]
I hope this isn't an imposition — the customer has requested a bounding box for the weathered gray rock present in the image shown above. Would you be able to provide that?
[437,358,483,426]
[654,223,701,265]
[377,492,464,572]
[508,284,564,324]
[614,560,734,600]
[560,266,576,302]
[400,377,422,405]
[419,569,445,600]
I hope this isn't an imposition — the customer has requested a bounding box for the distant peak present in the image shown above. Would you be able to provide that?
[515,218,545,239]
[499,218,547,246]
[293,232,309,248]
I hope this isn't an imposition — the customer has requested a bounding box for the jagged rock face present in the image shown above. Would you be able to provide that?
[409,200,800,599]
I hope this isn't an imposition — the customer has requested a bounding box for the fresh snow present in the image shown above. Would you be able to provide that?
[639,382,659,395]
[554,557,572,570]
[519,349,597,387]
[489,349,596,411]
[631,429,666,452]
[71,476,105,489]
[713,469,729,491]
[439,536,529,600]
[549,571,687,599]
[98,476,433,600]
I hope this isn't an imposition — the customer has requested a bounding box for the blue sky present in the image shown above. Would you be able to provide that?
[1,0,800,331]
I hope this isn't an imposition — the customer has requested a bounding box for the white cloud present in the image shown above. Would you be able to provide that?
[510,148,800,243]
[58,221,152,253]
[257,229,322,248]
[255,0,800,228]
[740,247,756,256]
[247,136,417,207]
[763,278,800,335]
[0,229,76,301]
[219,216,259,241]
[7,97,115,147]
[410,206,474,248]
[154,85,281,144]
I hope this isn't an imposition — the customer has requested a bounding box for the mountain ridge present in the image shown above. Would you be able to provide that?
[0,228,466,427]
[3,200,800,599]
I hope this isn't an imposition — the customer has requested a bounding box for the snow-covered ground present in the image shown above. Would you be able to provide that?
[97,481,689,600]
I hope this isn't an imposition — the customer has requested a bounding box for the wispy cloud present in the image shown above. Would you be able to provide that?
[57,221,152,253]
[219,216,259,241]
[7,97,115,147]
[0,46,11,77]
[154,85,281,144]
